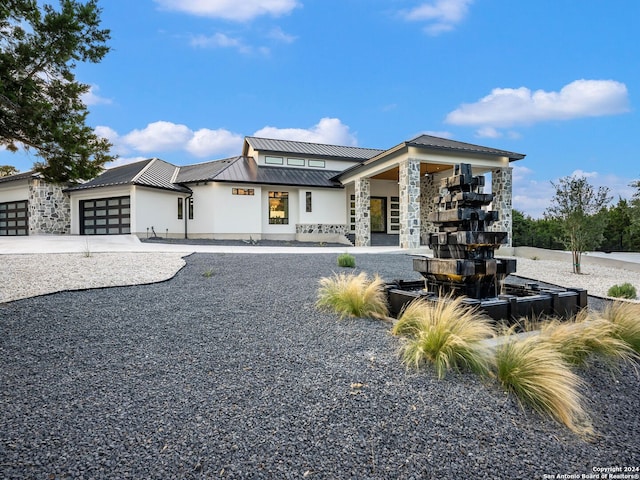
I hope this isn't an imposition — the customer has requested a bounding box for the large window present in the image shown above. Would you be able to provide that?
[269,192,289,224]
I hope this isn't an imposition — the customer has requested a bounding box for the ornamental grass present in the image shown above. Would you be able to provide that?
[494,334,594,438]
[598,301,640,354]
[393,295,495,379]
[539,309,637,367]
[316,272,388,319]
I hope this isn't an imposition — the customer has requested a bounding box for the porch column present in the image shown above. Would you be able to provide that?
[354,177,370,247]
[399,158,421,249]
[491,167,513,246]
[420,174,439,244]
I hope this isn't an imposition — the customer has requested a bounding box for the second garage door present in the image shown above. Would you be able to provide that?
[80,196,131,235]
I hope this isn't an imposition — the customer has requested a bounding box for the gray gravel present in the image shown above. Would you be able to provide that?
[1,253,638,479]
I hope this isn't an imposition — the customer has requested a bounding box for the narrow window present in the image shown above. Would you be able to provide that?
[188,197,194,219]
[287,158,305,166]
[232,188,254,195]
[268,192,289,224]
[308,159,325,168]
[178,198,183,219]
[306,192,312,212]
[265,156,283,165]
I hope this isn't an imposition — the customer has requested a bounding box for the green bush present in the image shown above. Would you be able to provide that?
[607,283,637,299]
[337,253,356,268]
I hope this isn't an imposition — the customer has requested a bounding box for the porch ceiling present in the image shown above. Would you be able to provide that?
[370,163,453,181]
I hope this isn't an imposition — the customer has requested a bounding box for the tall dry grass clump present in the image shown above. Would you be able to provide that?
[393,296,495,379]
[539,309,636,366]
[494,334,593,437]
[598,301,640,354]
[316,272,389,319]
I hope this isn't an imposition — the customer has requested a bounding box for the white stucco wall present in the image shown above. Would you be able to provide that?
[134,187,186,238]
[0,180,29,203]
[297,188,347,224]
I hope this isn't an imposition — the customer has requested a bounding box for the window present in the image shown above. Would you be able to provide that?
[232,188,254,195]
[188,197,194,219]
[306,192,312,212]
[178,198,183,219]
[269,192,288,224]
[308,159,325,168]
[265,156,283,165]
[287,157,305,166]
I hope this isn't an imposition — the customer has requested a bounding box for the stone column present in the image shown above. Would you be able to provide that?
[420,174,439,243]
[399,158,421,249]
[354,178,370,247]
[28,178,71,234]
[491,167,513,246]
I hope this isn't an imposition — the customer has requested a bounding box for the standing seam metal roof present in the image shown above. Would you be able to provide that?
[245,137,384,161]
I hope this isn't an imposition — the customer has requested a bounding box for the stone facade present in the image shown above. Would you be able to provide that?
[354,178,370,247]
[295,224,347,235]
[420,174,439,244]
[28,179,71,234]
[490,167,513,246]
[399,158,421,249]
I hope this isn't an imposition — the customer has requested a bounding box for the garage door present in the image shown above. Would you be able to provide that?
[80,196,131,235]
[0,200,28,236]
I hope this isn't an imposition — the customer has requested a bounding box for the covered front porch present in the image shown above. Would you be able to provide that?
[338,135,525,249]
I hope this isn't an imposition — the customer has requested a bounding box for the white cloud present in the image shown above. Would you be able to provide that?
[186,128,244,157]
[190,33,253,54]
[402,0,473,36]
[475,126,501,138]
[268,27,297,43]
[96,117,356,162]
[569,169,599,179]
[253,118,358,146]
[446,79,630,128]
[81,85,112,106]
[123,121,193,153]
[154,0,300,21]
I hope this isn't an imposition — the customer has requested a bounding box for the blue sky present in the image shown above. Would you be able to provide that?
[4,0,639,217]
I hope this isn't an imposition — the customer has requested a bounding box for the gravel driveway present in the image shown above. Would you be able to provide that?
[1,253,638,479]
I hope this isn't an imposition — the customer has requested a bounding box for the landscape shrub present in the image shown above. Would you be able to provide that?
[598,301,640,354]
[607,282,637,299]
[539,310,636,366]
[337,253,356,268]
[494,334,593,438]
[316,272,388,319]
[394,296,494,379]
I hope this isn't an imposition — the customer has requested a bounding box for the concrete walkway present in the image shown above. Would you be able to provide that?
[0,234,420,255]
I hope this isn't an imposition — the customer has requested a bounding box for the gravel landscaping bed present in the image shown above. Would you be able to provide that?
[1,253,638,479]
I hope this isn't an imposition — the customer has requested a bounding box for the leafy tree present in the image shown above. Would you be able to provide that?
[0,165,19,177]
[600,198,633,252]
[0,0,114,183]
[629,179,640,245]
[544,176,612,274]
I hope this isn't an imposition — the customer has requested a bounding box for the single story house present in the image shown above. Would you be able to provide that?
[0,134,525,248]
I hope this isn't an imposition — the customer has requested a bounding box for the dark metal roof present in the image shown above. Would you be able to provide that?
[0,171,39,184]
[175,157,240,183]
[244,136,383,161]
[406,134,525,161]
[213,157,343,188]
[65,159,190,193]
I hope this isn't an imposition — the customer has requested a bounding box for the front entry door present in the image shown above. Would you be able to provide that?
[370,197,387,233]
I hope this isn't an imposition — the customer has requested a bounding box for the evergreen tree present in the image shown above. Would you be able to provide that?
[0,0,113,183]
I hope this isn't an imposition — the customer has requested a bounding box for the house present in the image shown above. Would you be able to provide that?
[0,134,525,248]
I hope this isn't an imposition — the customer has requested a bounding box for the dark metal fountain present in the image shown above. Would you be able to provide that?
[386,164,587,322]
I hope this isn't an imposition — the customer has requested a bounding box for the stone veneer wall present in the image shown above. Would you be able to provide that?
[296,224,347,235]
[28,179,71,234]
[354,178,370,247]
[399,158,421,249]
[420,174,439,244]
[490,167,513,246]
